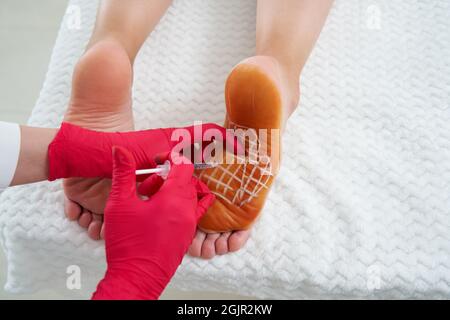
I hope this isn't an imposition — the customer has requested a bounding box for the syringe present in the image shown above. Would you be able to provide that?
[135,161,216,179]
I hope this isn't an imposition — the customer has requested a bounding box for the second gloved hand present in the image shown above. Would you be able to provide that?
[92,146,215,300]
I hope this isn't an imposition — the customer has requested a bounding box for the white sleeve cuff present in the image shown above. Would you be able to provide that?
[0,121,21,189]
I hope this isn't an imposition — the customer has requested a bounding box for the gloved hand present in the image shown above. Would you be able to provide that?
[92,146,214,300]
[47,122,240,181]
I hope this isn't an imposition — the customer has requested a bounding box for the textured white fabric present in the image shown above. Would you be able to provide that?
[0,122,20,190]
[1,0,450,299]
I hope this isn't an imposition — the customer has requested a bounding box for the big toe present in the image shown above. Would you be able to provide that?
[229,230,251,252]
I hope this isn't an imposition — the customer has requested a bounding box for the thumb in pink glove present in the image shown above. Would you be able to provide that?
[92,146,215,300]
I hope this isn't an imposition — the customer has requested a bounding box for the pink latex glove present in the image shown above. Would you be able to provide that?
[92,146,214,300]
[48,122,239,181]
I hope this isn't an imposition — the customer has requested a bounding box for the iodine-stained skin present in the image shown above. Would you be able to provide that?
[197,56,283,233]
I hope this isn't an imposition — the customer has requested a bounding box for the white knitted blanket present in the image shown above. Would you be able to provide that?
[1,0,450,299]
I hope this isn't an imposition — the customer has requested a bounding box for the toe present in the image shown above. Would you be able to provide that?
[64,197,82,221]
[188,229,206,257]
[87,214,103,240]
[78,210,92,228]
[100,223,105,240]
[215,232,231,255]
[228,230,251,252]
[201,233,220,259]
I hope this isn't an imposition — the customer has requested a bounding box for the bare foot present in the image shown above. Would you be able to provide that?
[63,39,134,240]
[189,56,299,259]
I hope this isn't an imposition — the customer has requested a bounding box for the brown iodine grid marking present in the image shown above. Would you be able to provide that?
[198,122,274,207]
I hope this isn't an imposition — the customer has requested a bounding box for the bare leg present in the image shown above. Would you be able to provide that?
[64,0,172,240]
[190,0,333,259]
[87,0,172,63]
[256,0,333,115]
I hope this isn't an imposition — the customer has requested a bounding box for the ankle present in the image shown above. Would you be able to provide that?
[267,56,301,115]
